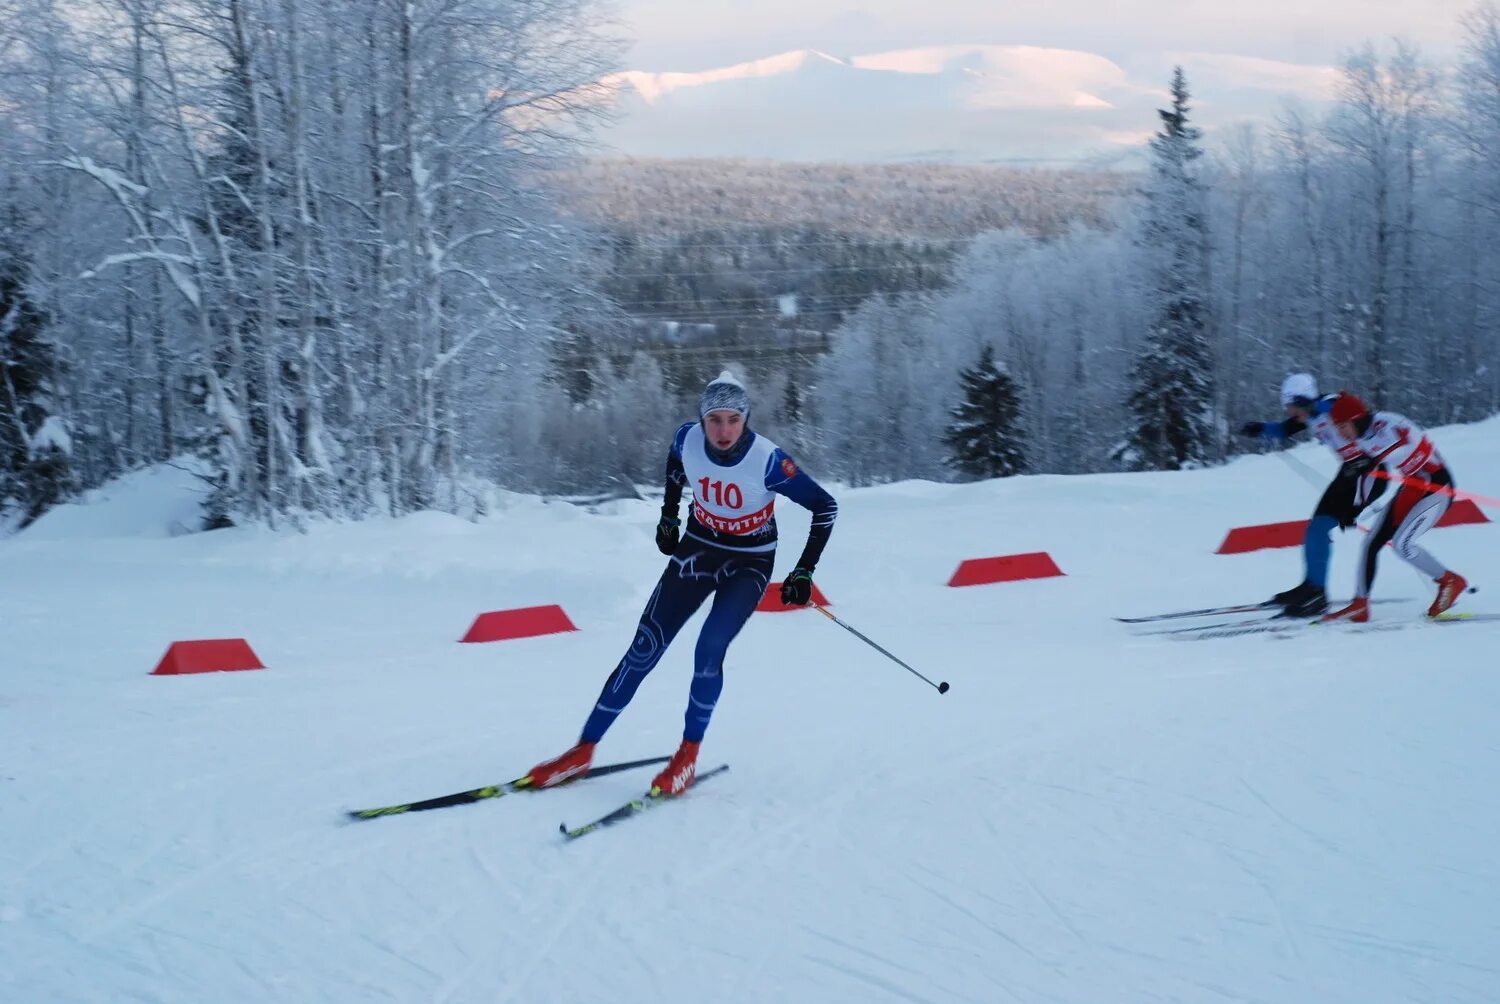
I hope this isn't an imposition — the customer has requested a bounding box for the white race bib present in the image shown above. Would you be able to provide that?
[1307,411,1361,461]
[681,425,779,536]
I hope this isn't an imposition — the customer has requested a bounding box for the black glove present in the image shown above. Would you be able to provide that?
[1329,486,1362,529]
[1334,458,1376,528]
[780,568,814,606]
[655,515,680,556]
[1238,421,1265,438]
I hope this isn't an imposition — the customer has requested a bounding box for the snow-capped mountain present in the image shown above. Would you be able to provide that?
[600,45,1336,163]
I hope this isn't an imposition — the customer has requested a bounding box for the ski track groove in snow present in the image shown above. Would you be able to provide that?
[801,943,949,1004]
[1213,844,1311,989]
[1237,776,1342,854]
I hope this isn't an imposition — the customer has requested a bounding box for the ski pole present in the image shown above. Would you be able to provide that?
[811,602,949,694]
[1363,466,1500,509]
[1278,448,1499,511]
[1275,450,1388,534]
[1274,448,1331,490]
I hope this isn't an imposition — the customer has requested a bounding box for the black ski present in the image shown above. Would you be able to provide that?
[1115,601,1277,624]
[1118,596,1408,624]
[347,755,670,820]
[1166,616,1315,640]
[559,764,730,841]
[1170,610,1499,641]
[1136,611,1311,636]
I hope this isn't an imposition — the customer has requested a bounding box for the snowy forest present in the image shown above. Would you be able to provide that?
[2,0,1499,528]
[553,158,1132,238]
[0,0,622,527]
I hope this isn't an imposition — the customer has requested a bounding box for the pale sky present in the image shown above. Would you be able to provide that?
[618,0,1477,70]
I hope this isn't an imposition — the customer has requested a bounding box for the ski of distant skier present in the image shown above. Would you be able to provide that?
[1114,601,1280,623]
[1168,610,1500,642]
[1134,613,1304,637]
[1116,597,1409,624]
[560,764,731,841]
[346,755,669,820]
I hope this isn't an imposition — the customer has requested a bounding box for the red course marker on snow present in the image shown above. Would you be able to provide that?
[152,639,265,676]
[947,552,1065,587]
[461,605,578,643]
[757,581,831,612]
[1438,498,1491,527]
[1216,520,1308,555]
[1219,500,1490,555]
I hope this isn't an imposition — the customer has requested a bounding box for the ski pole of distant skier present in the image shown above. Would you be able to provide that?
[1276,449,1344,495]
[811,602,949,694]
[1363,466,1500,509]
[1275,451,1387,533]
[1278,447,1500,511]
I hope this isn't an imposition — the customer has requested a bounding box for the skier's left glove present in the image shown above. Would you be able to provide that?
[1331,481,1363,529]
[1238,421,1266,438]
[655,515,681,555]
[780,568,814,606]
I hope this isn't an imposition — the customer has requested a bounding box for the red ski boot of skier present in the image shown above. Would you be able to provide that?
[1429,571,1469,617]
[1321,597,1370,623]
[650,740,700,796]
[524,742,595,788]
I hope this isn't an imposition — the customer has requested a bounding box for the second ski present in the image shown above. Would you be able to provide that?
[560,764,730,841]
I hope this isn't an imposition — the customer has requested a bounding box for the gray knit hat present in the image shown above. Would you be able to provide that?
[699,370,750,422]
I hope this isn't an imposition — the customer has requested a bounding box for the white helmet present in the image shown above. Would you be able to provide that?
[1279,373,1319,407]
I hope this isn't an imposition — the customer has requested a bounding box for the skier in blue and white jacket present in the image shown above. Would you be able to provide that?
[525,372,838,796]
[1237,372,1387,616]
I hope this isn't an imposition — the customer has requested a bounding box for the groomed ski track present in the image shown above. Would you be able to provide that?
[3,419,1499,1003]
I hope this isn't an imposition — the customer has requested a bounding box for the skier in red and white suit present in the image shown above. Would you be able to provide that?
[1322,393,1469,622]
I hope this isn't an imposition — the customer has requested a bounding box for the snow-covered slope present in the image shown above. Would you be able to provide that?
[601,45,1337,163]
[3,420,1499,1002]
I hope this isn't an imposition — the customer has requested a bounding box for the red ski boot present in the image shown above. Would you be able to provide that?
[1429,571,1469,617]
[650,741,700,796]
[1321,597,1370,623]
[523,742,595,788]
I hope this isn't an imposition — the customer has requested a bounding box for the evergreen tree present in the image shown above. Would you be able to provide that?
[1120,67,1217,471]
[945,343,1027,479]
[0,244,73,527]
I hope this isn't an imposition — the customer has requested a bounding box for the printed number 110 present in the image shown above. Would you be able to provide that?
[698,478,743,509]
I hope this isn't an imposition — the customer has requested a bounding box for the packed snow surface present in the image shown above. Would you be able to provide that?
[4,421,1500,1002]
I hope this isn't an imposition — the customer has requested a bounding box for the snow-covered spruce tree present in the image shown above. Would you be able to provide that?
[1119,67,1217,471]
[944,343,1026,479]
[0,243,73,527]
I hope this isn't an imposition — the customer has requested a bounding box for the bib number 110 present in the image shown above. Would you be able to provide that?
[698,478,743,509]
